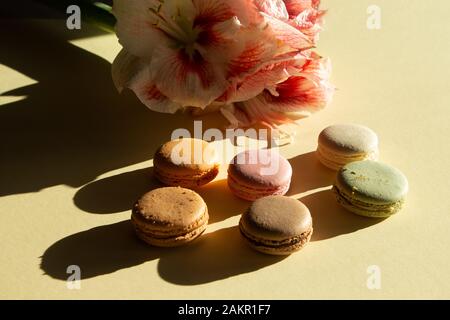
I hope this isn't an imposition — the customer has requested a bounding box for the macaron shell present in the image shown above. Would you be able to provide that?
[336,160,409,205]
[131,187,209,247]
[318,124,379,154]
[239,196,313,255]
[317,124,379,170]
[228,149,292,188]
[153,138,219,188]
[133,187,206,228]
[241,196,312,241]
[154,138,218,174]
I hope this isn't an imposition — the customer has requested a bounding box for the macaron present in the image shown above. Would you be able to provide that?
[317,124,379,170]
[153,138,219,188]
[131,187,208,247]
[227,149,292,201]
[333,160,409,218]
[239,196,313,255]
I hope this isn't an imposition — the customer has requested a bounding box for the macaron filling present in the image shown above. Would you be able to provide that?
[317,144,378,169]
[239,222,312,250]
[154,166,219,187]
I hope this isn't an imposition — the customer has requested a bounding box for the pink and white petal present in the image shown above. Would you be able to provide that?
[221,51,307,103]
[195,17,242,50]
[159,0,196,19]
[193,0,260,29]
[261,12,313,50]
[283,0,321,17]
[111,49,146,92]
[227,36,276,79]
[268,56,334,114]
[113,0,168,58]
[227,64,290,103]
[193,0,236,27]
[192,1,256,49]
[193,0,261,27]
[128,67,183,114]
[263,76,333,115]
[224,25,303,80]
[233,56,333,127]
[295,55,332,85]
[150,45,229,108]
[254,0,289,20]
[290,8,325,42]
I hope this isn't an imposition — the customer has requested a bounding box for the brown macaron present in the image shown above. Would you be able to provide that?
[153,138,219,188]
[131,187,208,247]
[239,196,313,255]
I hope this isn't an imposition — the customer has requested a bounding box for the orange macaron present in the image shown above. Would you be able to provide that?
[153,138,220,188]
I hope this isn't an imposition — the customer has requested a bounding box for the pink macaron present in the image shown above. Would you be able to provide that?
[227,149,292,201]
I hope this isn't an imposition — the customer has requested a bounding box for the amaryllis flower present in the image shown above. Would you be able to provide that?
[112,0,333,128]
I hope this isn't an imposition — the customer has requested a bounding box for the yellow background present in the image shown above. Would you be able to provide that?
[1,0,449,299]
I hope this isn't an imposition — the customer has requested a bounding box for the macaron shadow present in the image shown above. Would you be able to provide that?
[157,226,286,285]
[40,220,164,280]
[286,151,336,195]
[299,189,386,241]
[73,167,162,214]
[196,179,250,223]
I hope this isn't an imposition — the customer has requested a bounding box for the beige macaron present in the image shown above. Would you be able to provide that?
[239,196,313,255]
[131,187,208,247]
[316,124,379,170]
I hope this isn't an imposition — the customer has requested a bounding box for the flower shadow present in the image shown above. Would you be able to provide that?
[0,19,227,198]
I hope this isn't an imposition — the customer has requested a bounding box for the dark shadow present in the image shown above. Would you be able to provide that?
[157,226,286,285]
[40,220,163,279]
[287,151,336,195]
[196,179,249,223]
[73,167,162,214]
[74,170,248,223]
[0,19,230,198]
[300,189,385,241]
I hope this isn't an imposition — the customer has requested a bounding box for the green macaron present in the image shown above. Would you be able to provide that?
[333,160,408,218]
